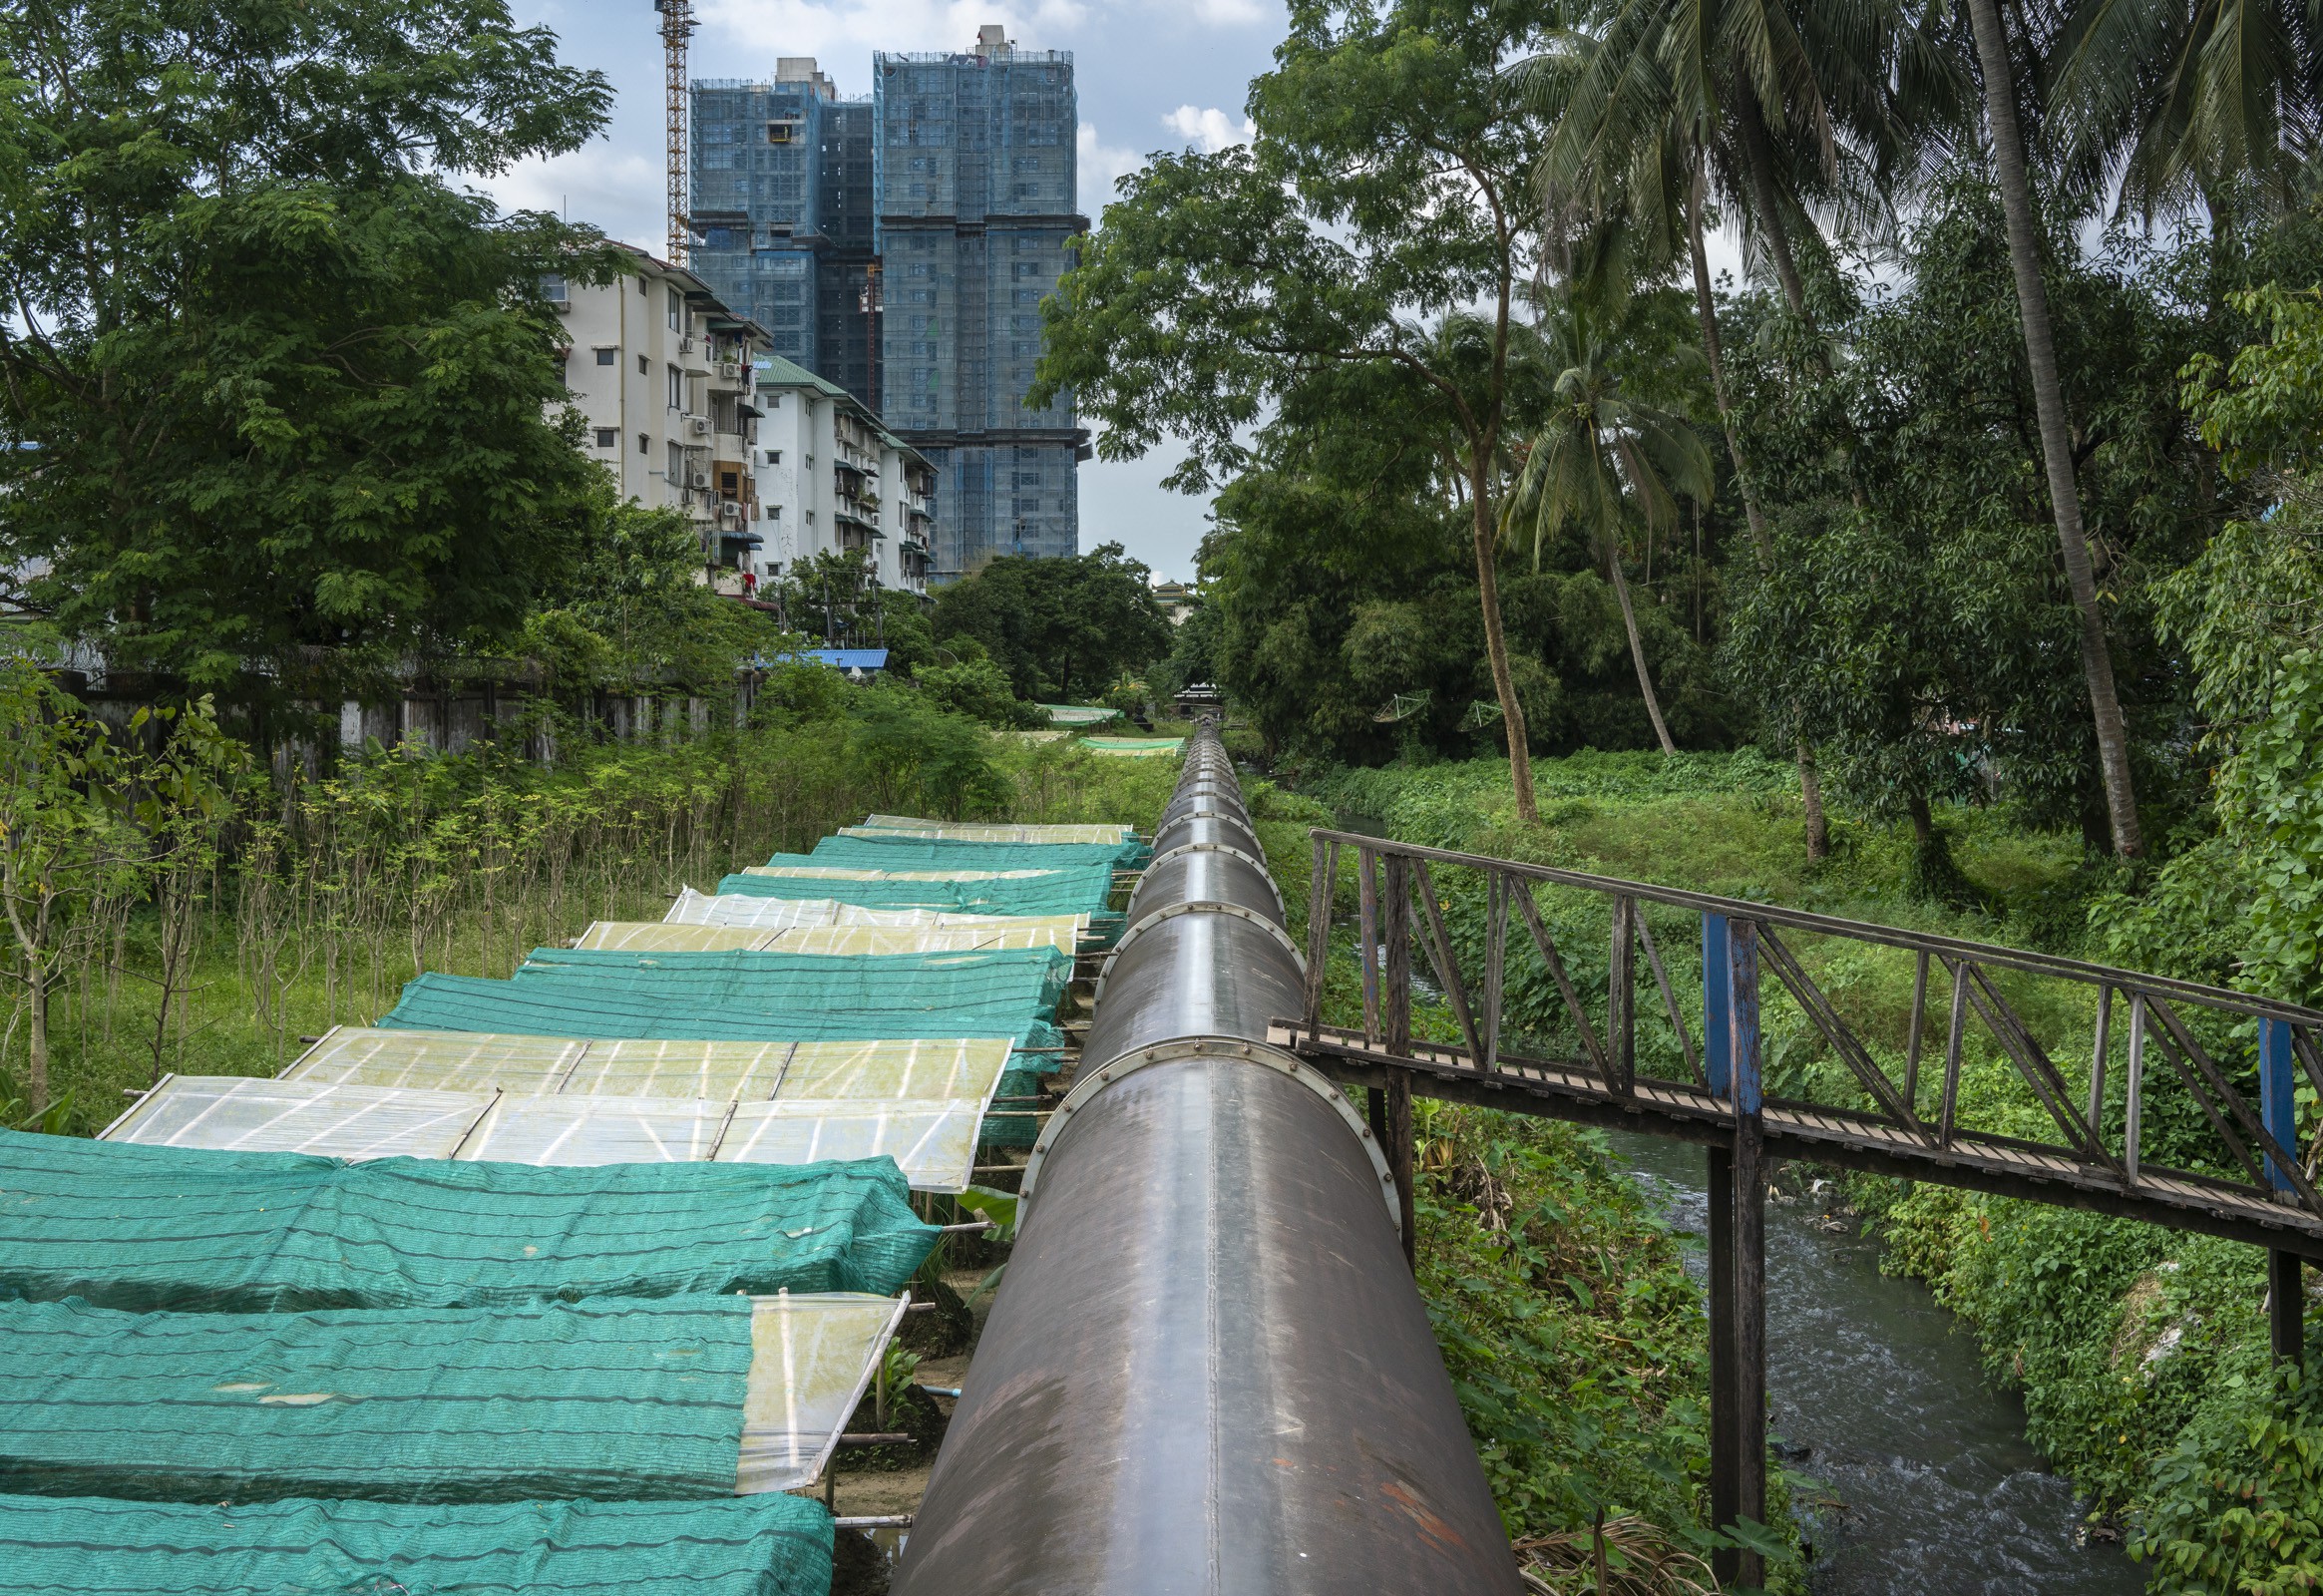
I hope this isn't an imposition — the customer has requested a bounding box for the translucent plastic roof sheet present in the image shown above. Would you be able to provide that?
[720,1100,982,1191]
[794,836,1145,871]
[1080,736,1188,757]
[0,1494,837,1596]
[580,921,1082,955]
[0,1127,936,1311]
[743,863,1064,882]
[1040,704,1120,725]
[851,817,1135,844]
[738,1294,906,1491]
[558,1038,803,1099]
[103,1077,489,1160]
[664,886,1088,938]
[281,1029,585,1094]
[108,1076,989,1190]
[457,1095,735,1166]
[577,922,782,953]
[0,1292,899,1502]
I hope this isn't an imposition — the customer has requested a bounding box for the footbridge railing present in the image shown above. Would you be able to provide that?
[1276,828,2323,1588]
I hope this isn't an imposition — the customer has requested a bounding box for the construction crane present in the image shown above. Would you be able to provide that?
[653,0,695,263]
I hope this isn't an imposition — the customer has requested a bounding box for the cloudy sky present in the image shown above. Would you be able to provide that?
[479,1,1289,583]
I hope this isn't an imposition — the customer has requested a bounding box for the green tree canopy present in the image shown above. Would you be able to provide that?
[0,0,617,704]
[931,543,1172,703]
[1032,0,1572,819]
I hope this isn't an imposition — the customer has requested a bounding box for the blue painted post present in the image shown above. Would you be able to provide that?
[1704,912,1766,1586]
[2262,1017,2304,1365]
[1703,913,1733,1101]
[2262,1018,2296,1194]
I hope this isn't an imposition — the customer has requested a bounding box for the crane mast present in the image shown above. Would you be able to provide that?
[653,1,695,263]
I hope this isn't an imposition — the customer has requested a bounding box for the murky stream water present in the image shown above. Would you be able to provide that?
[1610,1129,2143,1595]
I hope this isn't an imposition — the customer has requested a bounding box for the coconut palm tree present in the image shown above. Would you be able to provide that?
[1521,0,1961,847]
[1502,280,1715,755]
[1961,0,2146,857]
[2050,0,2323,223]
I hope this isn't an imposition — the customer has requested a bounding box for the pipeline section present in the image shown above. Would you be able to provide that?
[896,726,1519,1594]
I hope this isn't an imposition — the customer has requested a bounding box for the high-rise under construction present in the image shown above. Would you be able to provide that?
[689,26,1086,582]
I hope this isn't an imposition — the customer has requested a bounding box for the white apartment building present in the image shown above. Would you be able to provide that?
[753,357,935,595]
[548,246,775,594]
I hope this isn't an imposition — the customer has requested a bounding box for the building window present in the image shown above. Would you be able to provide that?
[594,346,617,365]
[667,364,682,410]
[667,286,682,331]
[637,354,648,375]
[594,428,618,448]
[637,432,649,454]
[540,272,568,300]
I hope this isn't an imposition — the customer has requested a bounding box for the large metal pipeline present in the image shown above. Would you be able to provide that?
[895,727,1519,1595]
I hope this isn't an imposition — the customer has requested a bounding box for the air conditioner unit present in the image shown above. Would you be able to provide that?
[678,336,694,355]
[689,472,711,490]
[716,360,743,381]
[687,417,711,437]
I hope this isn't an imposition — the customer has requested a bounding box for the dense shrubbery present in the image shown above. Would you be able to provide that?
[0,642,1175,1125]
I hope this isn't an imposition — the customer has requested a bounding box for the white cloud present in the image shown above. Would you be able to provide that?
[1187,0,1267,22]
[473,147,666,255]
[1077,124,1145,219]
[693,1,1092,88]
[1161,104,1254,153]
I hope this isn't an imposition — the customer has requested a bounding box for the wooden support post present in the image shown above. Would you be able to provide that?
[1303,836,1332,1040]
[1706,915,1766,1588]
[2263,1017,2304,1366]
[2272,1250,2304,1369]
[2125,995,2145,1184]
[1702,913,1732,1098]
[1386,1067,1415,1273]
[1384,857,1411,1058]
[1609,896,1636,1095]
[1358,850,1381,1044]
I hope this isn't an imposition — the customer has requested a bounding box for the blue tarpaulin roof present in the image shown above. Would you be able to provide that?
[801,649,890,671]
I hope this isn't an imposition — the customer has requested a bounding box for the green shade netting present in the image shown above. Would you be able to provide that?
[0,1130,936,1314]
[800,833,1150,870]
[514,945,1073,1020]
[380,975,1064,1052]
[0,1493,833,1596]
[0,1295,756,1503]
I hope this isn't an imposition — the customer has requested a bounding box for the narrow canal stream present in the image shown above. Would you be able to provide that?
[1609,1129,2143,1594]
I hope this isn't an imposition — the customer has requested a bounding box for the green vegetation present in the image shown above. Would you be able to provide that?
[0,644,1178,1124]
[0,1,619,706]
[931,543,1174,706]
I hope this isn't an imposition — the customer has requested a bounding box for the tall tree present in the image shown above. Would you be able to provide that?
[931,544,1173,704]
[1529,0,1963,854]
[2051,0,2323,222]
[1963,0,2145,856]
[1033,0,1564,822]
[1503,284,1715,754]
[0,1,616,710]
